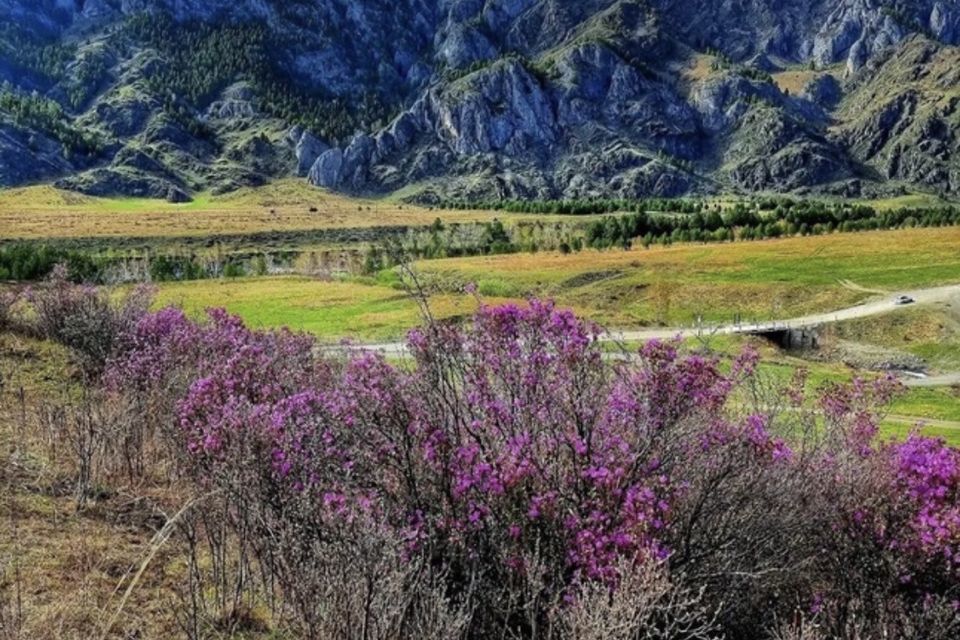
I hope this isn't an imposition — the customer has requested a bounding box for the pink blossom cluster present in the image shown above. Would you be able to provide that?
[893,435,960,571]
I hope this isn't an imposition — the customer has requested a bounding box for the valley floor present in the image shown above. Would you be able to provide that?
[2,189,960,638]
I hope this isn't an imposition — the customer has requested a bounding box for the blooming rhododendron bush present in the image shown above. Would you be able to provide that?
[91,298,960,639]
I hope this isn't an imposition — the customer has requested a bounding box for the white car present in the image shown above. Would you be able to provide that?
[894,295,915,305]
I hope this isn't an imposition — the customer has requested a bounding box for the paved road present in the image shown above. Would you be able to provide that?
[886,415,960,430]
[611,283,960,343]
[904,373,960,388]
[331,284,960,367]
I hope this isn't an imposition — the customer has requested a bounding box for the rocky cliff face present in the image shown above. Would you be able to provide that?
[1,0,960,200]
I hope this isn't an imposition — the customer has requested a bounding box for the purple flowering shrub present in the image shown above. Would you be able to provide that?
[99,300,959,639]
[892,436,960,576]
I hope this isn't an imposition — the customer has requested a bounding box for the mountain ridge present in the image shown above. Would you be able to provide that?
[1,0,959,201]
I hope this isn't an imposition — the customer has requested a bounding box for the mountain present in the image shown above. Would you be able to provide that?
[1,0,959,201]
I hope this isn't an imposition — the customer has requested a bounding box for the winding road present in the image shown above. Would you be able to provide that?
[346,284,960,365]
[610,283,960,343]
[324,284,960,432]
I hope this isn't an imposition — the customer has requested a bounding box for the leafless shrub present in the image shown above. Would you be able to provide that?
[36,390,151,507]
[298,530,472,640]
[553,560,721,640]
[245,483,473,639]
[0,291,14,334]
[174,498,267,639]
[896,598,960,640]
[768,616,825,640]
[174,493,473,640]
[804,596,960,640]
[37,392,107,508]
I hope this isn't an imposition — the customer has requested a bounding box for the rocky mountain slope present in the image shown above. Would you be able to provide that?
[1,0,959,201]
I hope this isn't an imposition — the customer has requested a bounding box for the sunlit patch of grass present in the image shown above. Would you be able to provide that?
[771,69,822,95]
[0,332,76,394]
[880,420,960,447]
[864,193,957,210]
[682,53,718,85]
[154,276,508,341]
[890,386,960,423]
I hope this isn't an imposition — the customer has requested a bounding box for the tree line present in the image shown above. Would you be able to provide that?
[0,243,276,284]
[436,196,710,216]
[434,196,960,250]
[585,202,960,249]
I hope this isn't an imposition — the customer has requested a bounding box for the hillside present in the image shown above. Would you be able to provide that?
[2,0,960,201]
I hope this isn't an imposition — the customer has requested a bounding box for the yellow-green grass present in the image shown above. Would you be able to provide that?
[771,69,820,95]
[1,180,952,243]
[413,227,960,328]
[889,386,960,423]
[754,354,960,446]
[150,227,960,411]
[154,275,509,342]
[770,64,844,96]
[696,192,956,211]
[0,181,560,241]
[880,420,960,447]
[0,332,75,394]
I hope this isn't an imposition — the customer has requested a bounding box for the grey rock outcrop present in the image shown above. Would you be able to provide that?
[55,167,186,199]
[206,83,257,120]
[930,1,960,44]
[289,128,329,177]
[308,149,344,189]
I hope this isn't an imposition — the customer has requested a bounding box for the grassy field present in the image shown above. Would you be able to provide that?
[146,226,960,339]
[770,64,844,96]
[0,333,186,638]
[2,181,951,244]
[0,181,556,241]
[154,275,505,341]
[3,184,957,438]
[412,226,960,328]
[880,418,960,446]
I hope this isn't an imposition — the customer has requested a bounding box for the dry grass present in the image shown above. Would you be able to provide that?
[0,181,535,241]
[0,334,187,640]
[682,53,717,84]
[1,481,186,639]
[771,69,825,95]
